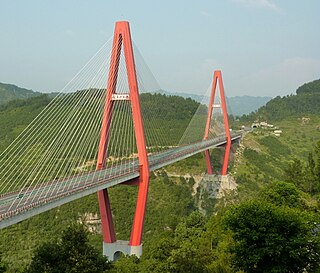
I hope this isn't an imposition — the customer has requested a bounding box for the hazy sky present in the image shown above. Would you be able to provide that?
[0,0,319,97]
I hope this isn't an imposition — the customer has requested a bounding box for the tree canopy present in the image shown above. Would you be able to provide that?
[223,199,320,273]
[24,225,111,273]
[296,79,320,95]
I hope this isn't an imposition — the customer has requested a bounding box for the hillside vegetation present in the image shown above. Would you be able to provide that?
[234,116,320,194]
[241,78,320,121]
[296,78,320,94]
[0,95,50,152]
[234,78,320,199]
[0,92,200,154]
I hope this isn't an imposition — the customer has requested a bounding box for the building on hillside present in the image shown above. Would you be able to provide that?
[274,130,282,137]
[251,121,274,129]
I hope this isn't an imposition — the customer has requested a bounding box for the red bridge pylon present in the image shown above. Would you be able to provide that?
[96,21,150,260]
[204,70,231,175]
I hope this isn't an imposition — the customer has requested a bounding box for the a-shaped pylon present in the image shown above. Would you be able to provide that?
[204,70,231,175]
[96,21,150,260]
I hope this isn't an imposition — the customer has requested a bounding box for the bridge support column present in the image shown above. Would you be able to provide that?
[103,240,142,261]
[96,21,150,260]
[203,70,231,175]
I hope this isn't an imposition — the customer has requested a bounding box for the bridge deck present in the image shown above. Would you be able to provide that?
[0,134,241,229]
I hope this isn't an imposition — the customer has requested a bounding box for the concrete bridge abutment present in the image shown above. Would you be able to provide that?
[103,240,142,261]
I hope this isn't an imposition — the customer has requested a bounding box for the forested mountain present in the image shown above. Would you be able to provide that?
[0,82,42,105]
[0,92,200,154]
[241,78,320,122]
[296,78,320,94]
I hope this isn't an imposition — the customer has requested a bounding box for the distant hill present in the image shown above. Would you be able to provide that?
[152,90,271,116]
[241,78,320,122]
[0,82,42,105]
[226,96,272,116]
[0,82,271,116]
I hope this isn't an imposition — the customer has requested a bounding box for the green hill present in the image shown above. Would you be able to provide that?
[296,78,320,95]
[234,116,320,192]
[241,78,320,122]
[0,82,43,105]
[235,79,320,196]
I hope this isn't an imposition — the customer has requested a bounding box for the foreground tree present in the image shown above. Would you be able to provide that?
[259,181,304,208]
[24,225,111,273]
[0,252,7,273]
[110,212,209,273]
[223,200,320,273]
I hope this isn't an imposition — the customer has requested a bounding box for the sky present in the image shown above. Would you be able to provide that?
[0,0,319,97]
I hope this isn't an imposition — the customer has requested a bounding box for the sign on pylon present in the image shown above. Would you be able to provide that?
[204,70,231,175]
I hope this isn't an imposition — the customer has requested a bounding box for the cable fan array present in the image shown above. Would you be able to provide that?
[0,38,110,211]
[0,29,231,220]
[179,81,228,146]
[0,37,174,216]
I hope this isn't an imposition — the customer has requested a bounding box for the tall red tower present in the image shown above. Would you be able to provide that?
[204,70,231,175]
[96,21,150,260]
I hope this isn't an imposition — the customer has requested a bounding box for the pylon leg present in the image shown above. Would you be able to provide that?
[98,189,116,243]
[129,166,149,246]
[96,20,122,245]
[221,140,231,175]
[120,22,151,246]
[204,150,213,175]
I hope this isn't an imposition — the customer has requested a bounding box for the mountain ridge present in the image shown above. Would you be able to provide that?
[151,89,272,116]
[0,81,272,116]
[0,82,42,105]
[240,78,320,122]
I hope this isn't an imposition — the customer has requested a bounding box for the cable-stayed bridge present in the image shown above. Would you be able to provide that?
[0,21,241,260]
[0,134,240,228]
